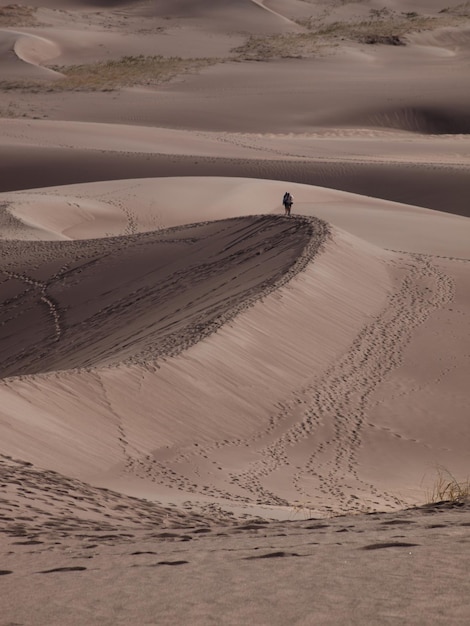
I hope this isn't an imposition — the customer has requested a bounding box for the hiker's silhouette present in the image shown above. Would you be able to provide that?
[282,192,293,216]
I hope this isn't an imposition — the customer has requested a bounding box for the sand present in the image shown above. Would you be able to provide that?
[0,1,469,624]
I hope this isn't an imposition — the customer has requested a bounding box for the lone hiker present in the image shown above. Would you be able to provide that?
[283,191,293,216]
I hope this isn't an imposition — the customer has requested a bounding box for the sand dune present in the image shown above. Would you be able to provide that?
[2,452,469,625]
[1,119,469,216]
[1,1,469,623]
[0,29,61,79]
[1,199,467,514]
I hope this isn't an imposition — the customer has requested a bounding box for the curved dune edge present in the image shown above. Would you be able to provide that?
[2,176,470,257]
[0,30,62,80]
[13,32,62,67]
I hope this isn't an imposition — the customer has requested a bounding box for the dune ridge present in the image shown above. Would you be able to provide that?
[1,118,469,216]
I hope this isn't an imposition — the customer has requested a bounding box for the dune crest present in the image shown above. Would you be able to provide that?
[0,30,61,79]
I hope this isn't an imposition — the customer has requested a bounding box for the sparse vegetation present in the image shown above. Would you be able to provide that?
[439,2,470,16]
[51,55,216,91]
[0,100,21,117]
[0,80,43,92]
[0,3,37,26]
[234,9,470,61]
[427,467,470,504]
[290,501,315,520]
[311,15,442,43]
[0,55,217,92]
[370,8,393,19]
[233,33,320,61]
[1,3,469,89]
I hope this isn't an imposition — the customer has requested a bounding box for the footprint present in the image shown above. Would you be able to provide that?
[362,542,419,550]
[37,566,87,574]
[244,551,302,560]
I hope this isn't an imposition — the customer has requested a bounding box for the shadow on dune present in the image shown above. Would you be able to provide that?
[0,215,327,378]
[358,106,470,135]
[72,0,295,32]
[2,146,469,218]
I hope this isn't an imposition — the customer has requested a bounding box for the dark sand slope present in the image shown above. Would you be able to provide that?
[0,215,324,377]
[1,145,469,217]
[0,214,332,479]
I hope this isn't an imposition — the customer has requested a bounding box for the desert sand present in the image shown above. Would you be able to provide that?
[0,1,469,624]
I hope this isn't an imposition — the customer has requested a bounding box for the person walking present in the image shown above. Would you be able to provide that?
[282,191,293,216]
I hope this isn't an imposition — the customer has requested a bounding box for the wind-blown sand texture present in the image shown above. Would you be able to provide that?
[1,1,469,624]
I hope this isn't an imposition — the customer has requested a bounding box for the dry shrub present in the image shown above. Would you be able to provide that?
[50,55,216,91]
[314,15,442,42]
[233,33,320,61]
[290,501,316,520]
[233,10,470,61]
[439,2,470,16]
[427,466,470,504]
[0,55,217,92]
[0,4,37,26]
[0,80,44,92]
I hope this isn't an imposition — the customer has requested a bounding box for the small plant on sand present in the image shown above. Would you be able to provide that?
[232,33,321,61]
[427,466,470,504]
[0,4,37,26]
[440,2,470,16]
[290,501,316,520]
[370,8,393,19]
[0,100,21,117]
